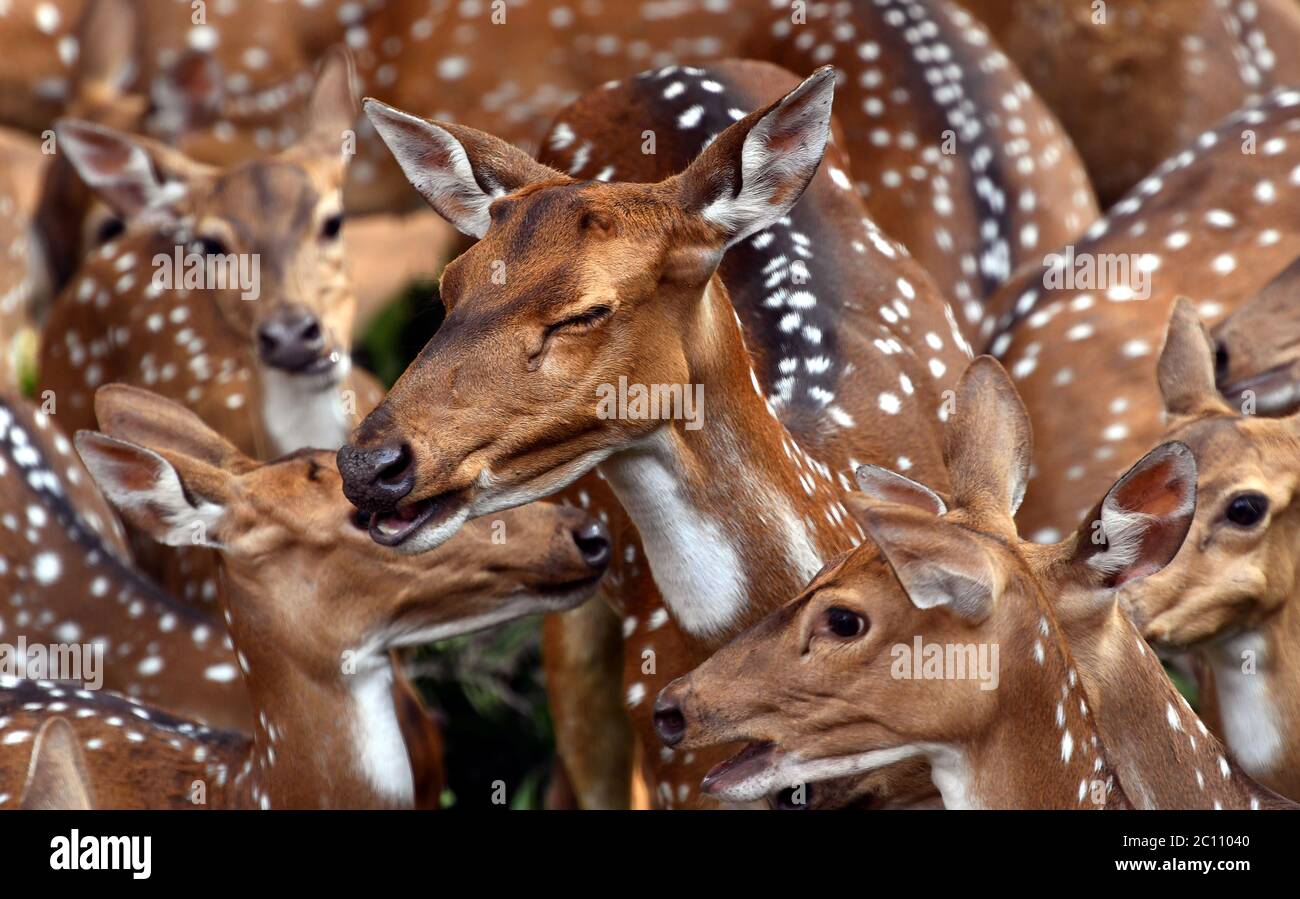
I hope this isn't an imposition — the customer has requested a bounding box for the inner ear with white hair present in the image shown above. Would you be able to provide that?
[363,98,565,239]
[1068,441,1198,589]
[75,430,233,549]
[676,66,836,248]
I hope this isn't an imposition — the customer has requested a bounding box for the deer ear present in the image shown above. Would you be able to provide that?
[300,46,359,159]
[678,66,835,247]
[1159,298,1231,418]
[861,506,1000,623]
[20,718,94,810]
[71,0,137,96]
[55,120,205,221]
[75,431,230,548]
[363,98,563,238]
[93,384,252,472]
[853,465,948,515]
[1070,441,1197,588]
[944,356,1033,523]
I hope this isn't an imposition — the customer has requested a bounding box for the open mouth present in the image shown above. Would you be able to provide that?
[700,741,778,797]
[368,490,466,547]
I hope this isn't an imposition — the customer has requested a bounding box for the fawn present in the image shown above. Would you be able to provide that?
[1,384,610,809]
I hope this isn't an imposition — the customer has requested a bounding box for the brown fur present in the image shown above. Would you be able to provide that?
[959,0,1300,206]
[988,88,1300,544]
[739,0,1098,343]
[1212,255,1300,415]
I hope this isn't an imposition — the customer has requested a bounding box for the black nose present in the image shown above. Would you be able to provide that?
[653,694,686,747]
[258,306,326,372]
[337,442,415,513]
[571,519,612,570]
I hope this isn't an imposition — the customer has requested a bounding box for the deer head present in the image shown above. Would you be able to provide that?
[52,47,359,398]
[1119,297,1300,644]
[1212,256,1300,417]
[336,67,837,552]
[652,358,1196,807]
[75,384,612,686]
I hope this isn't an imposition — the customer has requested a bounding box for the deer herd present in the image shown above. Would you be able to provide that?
[0,0,1299,812]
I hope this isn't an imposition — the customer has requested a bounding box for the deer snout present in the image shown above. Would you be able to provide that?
[257,304,327,373]
[570,518,612,570]
[337,441,416,513]
[653,682,690,747]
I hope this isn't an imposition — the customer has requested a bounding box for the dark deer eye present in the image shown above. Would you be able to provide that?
[550,305,613,334]
[193,236,228,257]
[321,213,344,240]
[1225,493,1268,528]
[95,217,125,244]
[824,607,866,639]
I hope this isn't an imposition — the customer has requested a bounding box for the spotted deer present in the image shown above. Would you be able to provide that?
[985,87,1300,545]
[0,391,255,731]
[337,65,973,808]
[959,0,1300,207]
[654,357,1295,809]
[41,46,376,469]
[0,384,611,810]
[738,0,1099,344]
[36,47,386,611]
[1211,255,1300,415]
[1109,298,1300,801]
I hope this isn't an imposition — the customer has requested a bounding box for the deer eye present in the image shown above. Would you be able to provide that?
[1225,492,1268,528]
[192,236,228,257]
[95,217,125,244]
[321,213,344,240]
[819,607,867,640]
[549,305,613,334]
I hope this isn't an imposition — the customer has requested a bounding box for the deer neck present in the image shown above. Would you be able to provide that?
[598,278,862,646]
[255,357,354,456]
[1071,603,1264,809]
[1201,600,1299,794]
[218,570,412,809]
[945,607,1121,809]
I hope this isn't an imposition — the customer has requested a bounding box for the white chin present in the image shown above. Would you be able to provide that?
[388,505,471,555]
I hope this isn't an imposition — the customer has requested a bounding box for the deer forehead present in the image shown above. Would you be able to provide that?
[199,161,336,243]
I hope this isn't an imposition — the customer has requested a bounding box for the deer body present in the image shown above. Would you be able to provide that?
[987,88,1300,543]
[741,0,1099,343]
[1112,300,1300,800]
[0,394,251,730]
[959,0,1300,207]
